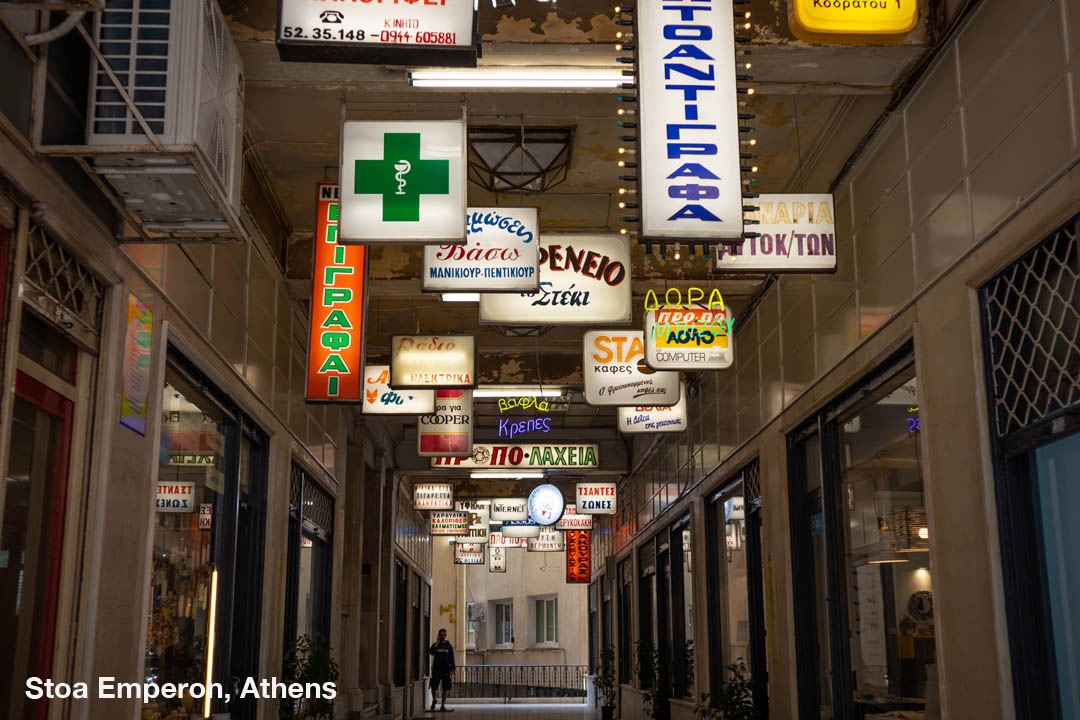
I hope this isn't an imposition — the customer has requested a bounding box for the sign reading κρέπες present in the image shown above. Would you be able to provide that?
[583,330,680,406]
[565,530,591,583]
[423,208,540,292]
[391,335,476,389]
[412,483,454,510]
[714,194,839,273]
[617,382,689,434]
[156,481,195,513]
[363,364,435,415]
[430,511,470,535]
[429,443,599,469]
[418,390,473,457]
[576,483,617,515]
[644,309,734,370]
[637,0,743,240]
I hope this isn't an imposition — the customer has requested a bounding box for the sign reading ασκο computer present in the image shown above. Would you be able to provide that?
[417,390,473,457]
[339,121,466,244]
[478,235,632,325]
[637,0,743,240]
[423,208,540,292]
[618,382,689,434]
[363,364,435,415]
[789,0,918,43]
[714,194,838,273]
[391,335,476,389]
[583,330,680,406]
[644,308,734,370]
[306,184,368,401]
[576,483,617,515]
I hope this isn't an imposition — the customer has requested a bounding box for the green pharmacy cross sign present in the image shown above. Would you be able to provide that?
[355,133,449,222]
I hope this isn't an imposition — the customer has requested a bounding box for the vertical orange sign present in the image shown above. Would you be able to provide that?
[306,184,367,401]
[566,529,591,583]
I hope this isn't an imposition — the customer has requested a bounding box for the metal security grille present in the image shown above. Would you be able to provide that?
[289,462,303,518]
[744,458,762,506]
[23,222,106,350]
[981,218,1080,437]
[304,479,334,537]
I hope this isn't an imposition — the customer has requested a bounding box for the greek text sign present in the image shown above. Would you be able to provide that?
[565,530,591,583]
[423,207,539,292]
[340,121,466,244]
[488,545,507,572]
[645,308,734,370]
[363,364,435,415]
[527,527,565,552]
[490,531,526,548]
[430,443,599,469]
[156,481,195,513]
[430,511,470,535]
[391,334,476,389]
[584,330,680,406]
[413,483,454,510]
[790,0,918,41]
[454,543,484,564]
[618,382,689,434]
[307,184,368,401]
[556,504,594,531]
[714,194,838,272]
[528,484,565,526]
[490,498,528,522]
[637,0,743,240]
[500,519,541,538]
[454,501,490,544]
[576,483,617,515]
[479,235,632,325]
[418,390,473,457]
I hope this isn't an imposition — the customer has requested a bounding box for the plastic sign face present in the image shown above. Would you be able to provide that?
[156,481,195,513]
[488,545,507,572]
[618,383,689,434]
[430,511,470,535]
[418,390,473,457]
[306,184,368,401]
[413,483,454,510]
[527,527,565,552]
[423,207,540,292]
[528,484,565,526]
[500,519,541,538]
[489,532,526,548]
[583,330,680,406]
[454,501,489,544]
[555,505,594,531]
[430,443,599,469]
[790,0,918,42]
[490,498,528,522]
[454,543,484,564]
[339,121,466,244]
[363,364,435,415]
[391,335,476,389]
[565,530,591,583]
[576,483,616,515]
[644,308,734,370]
[714,194,838,273]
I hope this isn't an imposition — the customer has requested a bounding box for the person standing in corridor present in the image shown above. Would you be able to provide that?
[428,628,455,712]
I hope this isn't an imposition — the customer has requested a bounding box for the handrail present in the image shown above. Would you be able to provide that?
[447,664,588,700]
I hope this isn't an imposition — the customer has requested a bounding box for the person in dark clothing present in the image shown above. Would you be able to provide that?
[428,628,456,712]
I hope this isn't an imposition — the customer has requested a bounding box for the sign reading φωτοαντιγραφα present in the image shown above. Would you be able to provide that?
[583,330,680,406]
[478,235,632,325]
[417,390,473,457]
[429,443,599,469]
[412,483,454,510]
[618,382,690,434]
[391,335,476,389]
[714,194,838,273]
[339,121,466,244]
[637,0,744,240]
[644,308,734,370]
[363,364,436,415]
[423,207,539,292]
[489,498,528,522]
[576,483,617,515]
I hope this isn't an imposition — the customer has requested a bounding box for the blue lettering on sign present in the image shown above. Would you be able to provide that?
[466,210,535,243]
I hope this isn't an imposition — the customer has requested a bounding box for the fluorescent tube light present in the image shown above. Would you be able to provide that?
[441,293,481,302]
[473,386,565,398]
[470,471,545,479]
[409,67,632,89]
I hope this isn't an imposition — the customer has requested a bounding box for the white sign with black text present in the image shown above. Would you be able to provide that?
[714,194,838,272]
[488,545,507,572]
[156,481,195,513]
[527,527,565,552]
[618,382,689,434]
[490,498,529,522]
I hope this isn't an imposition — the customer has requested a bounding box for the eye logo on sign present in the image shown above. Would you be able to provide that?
[527,484,565,526]
[355,134,449,222]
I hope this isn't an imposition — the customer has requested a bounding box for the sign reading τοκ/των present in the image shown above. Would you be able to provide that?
[339,121,466,245]
[714,194,839,273]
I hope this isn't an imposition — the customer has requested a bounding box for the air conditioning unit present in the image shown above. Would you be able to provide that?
[86,0,244,236]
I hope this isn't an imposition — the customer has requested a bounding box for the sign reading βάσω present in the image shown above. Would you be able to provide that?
[423,207,540,292]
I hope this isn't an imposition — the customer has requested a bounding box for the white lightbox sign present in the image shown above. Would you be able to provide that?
[488,545,507,572]
[500,519,541,538]
[156,481,195,513]
[430,443,599,469]
[583,330,680,406]
[454,543,484,564]
[490,498,529,522]
[339,120,466,244]
[714,194,838,272]
[576,482,617,515]
[431,511,470,535]
[618,382,689,434]
[637,0,744,240]
[413,482,454,510]
[489,532,526,548]
[644,308,734,370]
[363,364,435,415]
[454,501,490,544]
[391,335,476,389]
[527,527,565,552]
[423,208,540,292]
[478,235,632,325]
[555,504,594,531]
[418,390,473,458]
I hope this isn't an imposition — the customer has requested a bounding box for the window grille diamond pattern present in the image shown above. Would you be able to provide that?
[24,222,106,345]
[289,462,303,517]
[982,220,1080,437]
[744,458,762,506]
[304,478,334,536]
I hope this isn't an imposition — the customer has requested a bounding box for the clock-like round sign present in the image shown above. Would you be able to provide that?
[908,590,933,622]
[527,484,565,526]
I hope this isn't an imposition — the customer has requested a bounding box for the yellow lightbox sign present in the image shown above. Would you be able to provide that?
[791,0,918,43]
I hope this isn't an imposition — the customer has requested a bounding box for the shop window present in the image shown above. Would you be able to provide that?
[466,602,480,650]
[533,596,558,646]
[285,463,334,653]
[493,600,513,647]
[618,558,633,683]
[412,571,422,681]
[393,560,408,687]
[670,518,693,698]
[638,540,657,688]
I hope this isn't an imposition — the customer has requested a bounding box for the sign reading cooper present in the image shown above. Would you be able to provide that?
[339,120,466,244]
[618,382,689,434]
[418,390,473,457]
[479,235,632,325]
[423,207,540,292]
[714,194,838,273]
[490,498,528,522]
[576,483,617,515]
[584,330,680,406]
[363,364,435,415]
[555,504,594,531]
[430,443,599,469]
[645,308,734,370]
[413,483,454,510]
[391,334,476,389]
[430,510,469,535]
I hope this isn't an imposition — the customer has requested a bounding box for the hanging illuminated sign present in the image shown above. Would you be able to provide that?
[454,501,490,544]
[714,194,838,272]
[478,235,632,325]
[490,498,528,522]
[637,0,743,240]
[576,483,617,515]
[276,0,478,66]
[555,505,594,531]
[391,334,476,389]
[528,484,565,526]
[584,330,680,406]
[500,519,541,538]
[490,532,526,548]
[418,390,473,457]
[423,207,540,292]
[527,527,565,552]
[488,545,507,572]
[339,120,467,244]
[430,511,470,535]
[306,184,368,401]
[156,481,195,513]
[565,530,591,583]
[413,483,454,510]
[789,0,918,43]
[430,443,599,469]
[363,364,435,415]
[618,382,689,434]
[454,543,484,565]
[644,308,734,370]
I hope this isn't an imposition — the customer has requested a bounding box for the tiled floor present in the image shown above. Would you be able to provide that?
[419,703,601,719]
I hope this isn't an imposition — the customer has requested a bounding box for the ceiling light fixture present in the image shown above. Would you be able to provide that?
[473,386,565,398]
[441,293,481,302]
[470,471,546,479]
[409,67,632,89]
